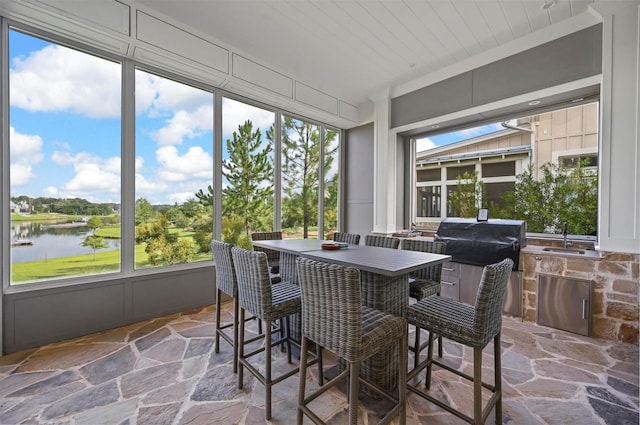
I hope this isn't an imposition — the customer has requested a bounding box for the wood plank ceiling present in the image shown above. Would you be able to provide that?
[137,0,596,107]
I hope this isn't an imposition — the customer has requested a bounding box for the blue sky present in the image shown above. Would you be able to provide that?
[415,122,504,153]
[9,29,276,206]
[9,28,490,206]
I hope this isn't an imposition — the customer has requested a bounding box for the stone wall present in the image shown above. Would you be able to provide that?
[521,247,639,344]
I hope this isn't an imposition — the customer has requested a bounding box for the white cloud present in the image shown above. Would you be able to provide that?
[136,70,214,146]
[153,105,214,145]
[63,162,120,194]
[135,156,145,171]
[50,150,121,197]
[51,150,75,165]
[42,186,59,197]
[135,173,168,195]
[9,126,44,187]
[10,163,36,186]
[10,126,44,164]
[10,44,120,118]
[156,145,213,181]
[222,98,275,137]
[168,192,197,204]
[416,138,437,152]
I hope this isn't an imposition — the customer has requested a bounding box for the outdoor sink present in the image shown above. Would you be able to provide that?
[542,247,586,255]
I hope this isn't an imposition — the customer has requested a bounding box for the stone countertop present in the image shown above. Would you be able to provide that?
[521,244,602,259]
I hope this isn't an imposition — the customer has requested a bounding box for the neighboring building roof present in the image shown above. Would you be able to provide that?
[417,145,531,166]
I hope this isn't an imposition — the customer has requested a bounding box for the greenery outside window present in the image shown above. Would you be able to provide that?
[9,30,122,284]
[281,115,321,239]
[134,69,214,268]
[219,97,275,248]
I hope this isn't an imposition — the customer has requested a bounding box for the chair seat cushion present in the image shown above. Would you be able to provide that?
[409,279,440,300]
[269,281,301,320]
[405,296,488,348]
[358,306,406,361]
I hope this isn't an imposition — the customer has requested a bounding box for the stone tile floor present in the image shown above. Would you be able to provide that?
[0,302,637,424]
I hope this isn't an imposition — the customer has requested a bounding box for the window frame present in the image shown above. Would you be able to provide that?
[1,22,344,293]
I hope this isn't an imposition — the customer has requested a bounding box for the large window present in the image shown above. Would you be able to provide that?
[281,115,320,239]
[3,26,342,287]
[323,128,340,239]
[9,30,122,284]
[414,102,599,236]
[220,97,275,248]
[134,69,214,269]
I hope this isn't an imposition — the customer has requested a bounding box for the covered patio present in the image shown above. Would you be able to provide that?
[0,301,637,424]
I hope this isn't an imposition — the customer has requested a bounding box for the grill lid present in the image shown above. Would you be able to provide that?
[434,218,526,270]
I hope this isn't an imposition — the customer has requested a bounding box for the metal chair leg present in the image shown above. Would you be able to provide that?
[474,348,483,425]
[214,289,222,354]
[495,333,502,425]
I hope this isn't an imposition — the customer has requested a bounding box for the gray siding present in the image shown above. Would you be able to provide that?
[3,267,215,353]
[391,25,602,129]
[344,123,374,242]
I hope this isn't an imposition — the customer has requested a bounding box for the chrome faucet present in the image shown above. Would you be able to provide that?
[562,222,569,248]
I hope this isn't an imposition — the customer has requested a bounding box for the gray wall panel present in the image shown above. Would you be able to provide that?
[391,24,602,129]
[3,266,216,354]
[473,25,602,105]
[391,72,472,128]
[344,123,374,239]
[7,282,126,350]
[131,268,215,321]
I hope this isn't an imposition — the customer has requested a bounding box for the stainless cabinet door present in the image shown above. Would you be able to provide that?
[537,274,591,336]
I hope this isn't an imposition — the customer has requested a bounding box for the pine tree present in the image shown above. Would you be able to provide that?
[222,120,274,238]
[281,117,321,238]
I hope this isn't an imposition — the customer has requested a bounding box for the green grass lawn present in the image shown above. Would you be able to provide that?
[11,235,212,284]
[11,213,83,222]
[94,225,121,238]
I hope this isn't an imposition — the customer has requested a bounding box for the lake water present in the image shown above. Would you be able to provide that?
[11,221,120,263]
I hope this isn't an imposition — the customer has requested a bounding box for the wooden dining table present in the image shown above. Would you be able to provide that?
[250,237,451,391]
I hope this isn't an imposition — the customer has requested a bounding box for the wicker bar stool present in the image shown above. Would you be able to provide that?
[250,231,282,278]
[364,234,400,249]
[333,231,361,245]
[296,257,407,425]
[232,247,321,421]
[211,240,275,373]
[401,239,446,367]
[405,258,513,425]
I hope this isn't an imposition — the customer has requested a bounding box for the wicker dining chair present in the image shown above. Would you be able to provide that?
[332,231,361,245]
[364,234,400,249]
[231,247,321,421]
[405,258,513,425]
[296,257,407,425]
[401,238,447,367]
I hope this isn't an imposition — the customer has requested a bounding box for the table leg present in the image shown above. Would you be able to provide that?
[279,252,302,343]
[360,271,408,392]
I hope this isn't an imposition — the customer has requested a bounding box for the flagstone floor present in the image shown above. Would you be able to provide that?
[0,302,637,425]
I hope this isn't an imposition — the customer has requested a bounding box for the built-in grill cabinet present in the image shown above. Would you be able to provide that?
[435,218,526,317]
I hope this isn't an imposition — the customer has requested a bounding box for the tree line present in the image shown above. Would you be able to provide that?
[11,196,118,216]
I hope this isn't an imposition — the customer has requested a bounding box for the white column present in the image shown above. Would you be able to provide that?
[592,1,640,253]
[372,93,398,234]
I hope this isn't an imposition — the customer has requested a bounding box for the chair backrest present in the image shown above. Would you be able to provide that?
[250,231,282,264]
[231,247,273,318]
[365,234,400,249]
[211,239,237,297]
[296,257,362,361]
[333,232,361,245]
[473,258,514,346]
[400,239,446,282]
